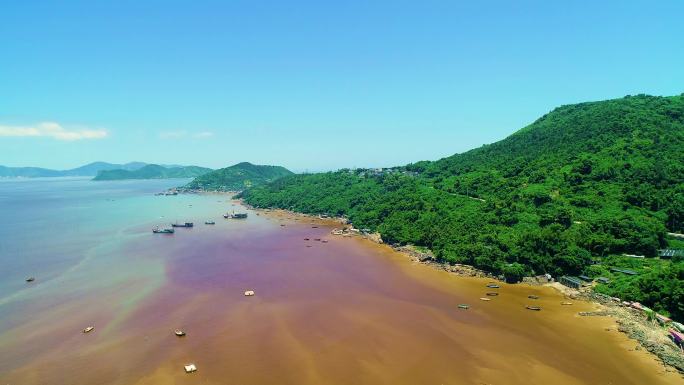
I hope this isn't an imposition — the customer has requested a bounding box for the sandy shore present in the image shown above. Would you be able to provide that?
[250,205,684,377]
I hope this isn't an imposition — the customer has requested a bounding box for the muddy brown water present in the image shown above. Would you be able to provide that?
[1,209,681,385]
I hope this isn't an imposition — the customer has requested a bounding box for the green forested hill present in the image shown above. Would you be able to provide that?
[241,94,684,319]
[184,162,293,191]
[93,164,212,180]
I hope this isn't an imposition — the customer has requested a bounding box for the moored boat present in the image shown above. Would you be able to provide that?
[172,222,194,228]
[153,227,175,234]
[526,306,542,311]
[486,283,500,289]
[479,297,491,301]
[175,329,186,337]
[205,220,215,225]
[528,295,539,299]
[83,326,94,333]
[458,304,470,309]
[486,292,499,296]
[26,277,35,282]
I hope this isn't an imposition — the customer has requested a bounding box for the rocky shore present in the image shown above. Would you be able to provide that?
[577,292,684,374]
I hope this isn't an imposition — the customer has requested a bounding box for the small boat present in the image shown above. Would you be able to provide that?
[306,245,312,248]
[184,364,197,373]
[311,226,318,228]
[153,227,175,234]
[205,220,215,225]
[244,290,255,296]
[321,240,329,243]
[526,306,542,311]
[226,212,247,219]
[479,297,491,301]
[486,284,500,289]
[486,292,499,296]
[528,295,539,299]
[304,238,310,241]
[172,222,194,228]
[83,326,94,333]
[280,224,285,227]
[175,329,186,337]
[458,304,470,309]
[314,238,321,241]
[26,277,35,283]
[561,302,573,306]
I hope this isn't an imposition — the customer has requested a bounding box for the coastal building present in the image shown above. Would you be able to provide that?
[597,277,610,284]
[658,249,684,258]
[560,276,583,289]
[610,268,638,275]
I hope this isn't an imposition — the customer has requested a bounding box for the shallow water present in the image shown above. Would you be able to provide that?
[0,178,681,384]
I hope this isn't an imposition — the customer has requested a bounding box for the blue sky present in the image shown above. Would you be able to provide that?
[1,0,683,171]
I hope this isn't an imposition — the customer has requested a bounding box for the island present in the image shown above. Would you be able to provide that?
[183,162,293,191]
[93,164,212,180]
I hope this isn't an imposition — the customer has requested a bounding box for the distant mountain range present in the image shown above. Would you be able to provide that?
[184,162,293,191]
[93,164,212,180]
[0,162,194,178]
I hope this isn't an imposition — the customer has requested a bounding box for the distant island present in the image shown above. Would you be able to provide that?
[183,162,293,191]
[241,94,684,321]
[1,161,174,178]
[93,164,212,180]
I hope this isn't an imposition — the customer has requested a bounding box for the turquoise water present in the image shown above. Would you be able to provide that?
[0,178,192,297]
[0,177,244,333]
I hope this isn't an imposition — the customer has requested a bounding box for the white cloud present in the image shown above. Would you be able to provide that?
[0,122,108,141]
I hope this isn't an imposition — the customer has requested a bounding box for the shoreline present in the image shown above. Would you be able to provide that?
[246,204,684,376]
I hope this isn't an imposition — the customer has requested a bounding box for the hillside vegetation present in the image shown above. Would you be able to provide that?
[184,162,293,191]
[241,94,684,319]
[93,164,212,180]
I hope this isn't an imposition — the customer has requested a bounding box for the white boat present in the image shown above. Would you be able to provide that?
[83,326,94,333]
[175,329,186,337]
[244,290,255,296]
[184,364,197,373]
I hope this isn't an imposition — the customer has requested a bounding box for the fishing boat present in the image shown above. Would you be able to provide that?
[244,290,255,296]
[561,302,573,306]
[172,222,194,228]
[479,297,491,301]
[184,364,197,373]
[486,283,500,289]
[673,322,684,333]
[486,292,499,296]
[458,304,470,309]
[528,295,539,299]
[205,220,215,225]
[25,277,35,282]
[670,329,683,346]
[304,238,310,241]
[153,227,175,234]
[321,240,329,243]
[225,212,247,219]
[83,326,94,333]
[526,306,542,311]
[314,238,321,241]
[175,329,186,337]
